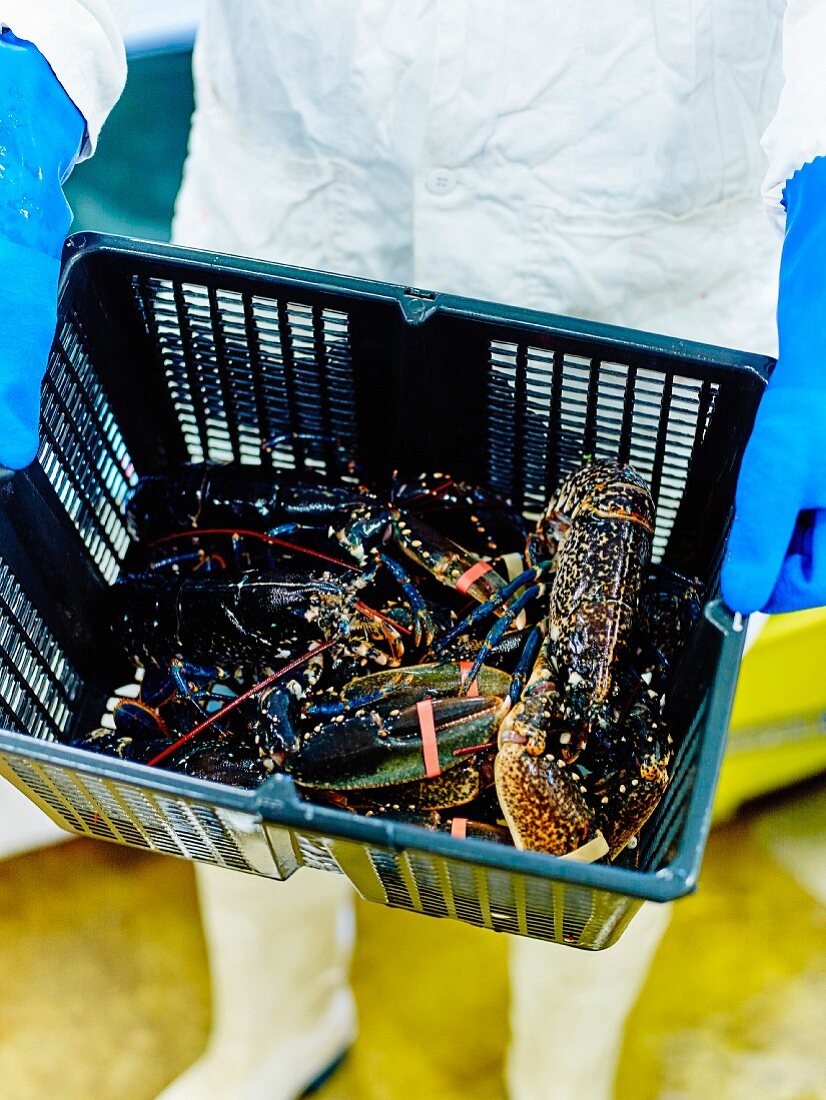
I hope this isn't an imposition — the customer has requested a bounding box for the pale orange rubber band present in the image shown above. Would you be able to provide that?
[451,817,468,839]
[455,559,494,595]
[416,699,441,779]
[459,660,480,697]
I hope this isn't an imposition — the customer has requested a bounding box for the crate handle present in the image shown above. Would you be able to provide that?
[253,772,304,813]
[400,287,440,325]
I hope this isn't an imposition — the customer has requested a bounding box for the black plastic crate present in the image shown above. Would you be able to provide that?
[0,233,770,949]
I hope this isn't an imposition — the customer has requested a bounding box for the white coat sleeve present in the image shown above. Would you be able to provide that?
[0,0,129,159]
[761,0,826,232]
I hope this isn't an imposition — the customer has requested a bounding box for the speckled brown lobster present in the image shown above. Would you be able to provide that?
[494,460,677,859]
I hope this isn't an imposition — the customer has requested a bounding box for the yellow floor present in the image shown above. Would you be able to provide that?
[1,781,824,1100]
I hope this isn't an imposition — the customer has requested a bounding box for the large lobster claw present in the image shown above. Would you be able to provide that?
[288,695,501,790]
[494,689,595,855]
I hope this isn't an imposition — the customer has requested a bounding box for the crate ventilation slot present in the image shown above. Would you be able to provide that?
[132,277,358,472]
[487,340,719,560]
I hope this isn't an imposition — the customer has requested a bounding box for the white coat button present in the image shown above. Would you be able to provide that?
[426,168,456,195]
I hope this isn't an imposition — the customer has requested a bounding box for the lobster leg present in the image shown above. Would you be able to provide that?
[150,549,213,574]
[506,624,544,709]
[331,607,404,667]
[169,659,237,729]
[373,551,435,647]
[432,561,553,655]
[458,585,541,696]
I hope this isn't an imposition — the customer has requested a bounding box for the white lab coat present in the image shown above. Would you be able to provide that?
[0,3,822,1098]
[174,0,786,350]
[1,0,825,351]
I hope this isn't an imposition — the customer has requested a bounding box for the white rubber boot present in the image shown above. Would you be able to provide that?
[506,901,672,1100]
[156,864,357,1100]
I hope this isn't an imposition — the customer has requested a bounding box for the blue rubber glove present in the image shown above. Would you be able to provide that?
[722,155,826,615]
[0,31,84,469]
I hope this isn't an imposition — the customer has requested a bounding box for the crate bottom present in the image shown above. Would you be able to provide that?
[0,745,645,949]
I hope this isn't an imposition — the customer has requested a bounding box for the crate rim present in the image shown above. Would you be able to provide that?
[62,232,775,384]
[0,597,745,906]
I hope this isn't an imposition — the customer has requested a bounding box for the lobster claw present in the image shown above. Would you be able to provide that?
[248,683,303,759]
[335,662,512,712]
[140,667,177,708]
[113,698,169,739]
[494,692,595,855]
[288,695,501,790]
[580,659,673,859]
[588,745,670,859]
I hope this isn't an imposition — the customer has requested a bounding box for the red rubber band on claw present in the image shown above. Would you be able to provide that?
[416,699,441,778]
[459,661,479,697]
[451,817,468,839]
[455,560,494,595]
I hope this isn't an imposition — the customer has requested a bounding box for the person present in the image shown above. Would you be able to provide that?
[0,4,824,1098]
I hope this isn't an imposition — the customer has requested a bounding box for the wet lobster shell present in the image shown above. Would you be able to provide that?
[288,695,501,789]
[107,569,345,668]
[125,462,365,543]
[547,463,655,736]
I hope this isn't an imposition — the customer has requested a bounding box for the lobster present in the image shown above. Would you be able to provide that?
[490,463,699,858]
